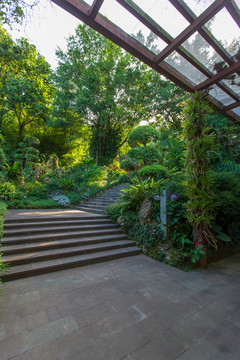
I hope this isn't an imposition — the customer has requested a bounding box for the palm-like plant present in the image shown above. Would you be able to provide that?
[119,176,164,210]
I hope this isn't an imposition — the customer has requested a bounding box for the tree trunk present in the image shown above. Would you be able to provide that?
[193,223,207,267]
[19,123,25,139]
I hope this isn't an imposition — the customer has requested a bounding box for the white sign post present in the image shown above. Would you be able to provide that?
[160,190,169,240]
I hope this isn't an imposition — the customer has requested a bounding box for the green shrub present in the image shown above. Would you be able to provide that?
[214,171,240,242]
[120,158,138,171]
[129,222,164,250]
[14,136,40,169]
[0,201,7,218]
[45,177,61,191]
[128,145,160,165]
[8,197,57,209]
[0,172,6,183]
[214,160,238,173]
[106,168,126,183]
[25,182,48,197]
[0,182,16,201]
[70,164,107,184]
[128,126,160,147]
[118,174,131,183]
[59,177,75,190]
[137,165,169,180]
[66,191,82,205]
[105,203,125,222]
[6,162,22,182]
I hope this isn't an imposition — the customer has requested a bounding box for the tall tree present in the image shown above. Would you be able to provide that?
[0,0,40,26]
[55,25,165,164]
[0,26,54,139]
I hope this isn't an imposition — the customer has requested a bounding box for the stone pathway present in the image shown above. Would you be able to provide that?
[0,252,240,359]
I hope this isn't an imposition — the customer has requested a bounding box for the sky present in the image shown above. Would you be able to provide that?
[5,0,240,69]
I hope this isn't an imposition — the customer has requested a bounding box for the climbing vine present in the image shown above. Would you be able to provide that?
[182,91,217,266]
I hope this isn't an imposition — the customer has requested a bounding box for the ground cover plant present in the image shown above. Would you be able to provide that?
[0,201,7,289]
[2,162,126,209]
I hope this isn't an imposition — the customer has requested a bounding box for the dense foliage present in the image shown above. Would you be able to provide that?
[0,23,240,275]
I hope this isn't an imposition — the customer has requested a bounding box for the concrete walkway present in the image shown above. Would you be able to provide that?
[0,252,240,359]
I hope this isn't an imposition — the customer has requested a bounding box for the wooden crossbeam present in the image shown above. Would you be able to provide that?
[196,61,240,90]
[51,0,195,92]
[226,1,240,28]
[50,0,240,123]
[154,0,231,64]
[224,101,240,111]
[89,0,105,19]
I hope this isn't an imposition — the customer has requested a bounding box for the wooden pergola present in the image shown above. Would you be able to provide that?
[51,0,240,123]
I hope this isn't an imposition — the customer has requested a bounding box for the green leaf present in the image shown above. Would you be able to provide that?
[216,231,232,242]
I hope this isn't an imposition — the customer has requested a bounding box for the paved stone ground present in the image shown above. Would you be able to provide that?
[0,253,240,360]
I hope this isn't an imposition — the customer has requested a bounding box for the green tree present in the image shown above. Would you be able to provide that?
[128,125,160,147]
[0,0,40,26]
[13,135,40,169]
[0,132,7,170]
[0,28,53,139]
[127,125,160,166]
[55,25,162,165]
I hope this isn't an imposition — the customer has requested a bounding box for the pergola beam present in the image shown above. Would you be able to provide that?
[116,0,213,78]
[154,0,231,64]
[51,0,195,92]
[196,61,240,90]
[50,0,240,123]
[226,0,240,28]
[89,0,104,19]
[117,0,240,103]
[169,0,236,66]
[224,101,240,111]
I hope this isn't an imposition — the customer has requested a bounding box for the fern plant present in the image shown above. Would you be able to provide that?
[119,176,164,210]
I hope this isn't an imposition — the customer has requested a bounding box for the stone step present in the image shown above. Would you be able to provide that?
[3,218,113,229]
[3,240,135,266]
[2,228,123,245]
[77,203,107,210]
[4,214,109,224]
[2,233,128,255]
[86,200,115,205]
[3,223,118,237]
[75,206,105,214]
[1,247,141,282]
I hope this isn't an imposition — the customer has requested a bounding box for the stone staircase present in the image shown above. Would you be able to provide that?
[0,215,141,282]
[0,184,141,282]
[75,183,129,213]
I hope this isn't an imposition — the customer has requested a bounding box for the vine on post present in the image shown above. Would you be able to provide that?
[182,91,217,266]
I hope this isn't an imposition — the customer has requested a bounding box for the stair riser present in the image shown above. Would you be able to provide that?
[3,242,135,266]
[4,215,109,224]
[4,219,113,229]
[2,229,123,245]
[78,203,107,208]
[75,207,105,214]
[2,235,129,255]
[3,224,119,237]
[84,201,114,206]
[1,250,141,282]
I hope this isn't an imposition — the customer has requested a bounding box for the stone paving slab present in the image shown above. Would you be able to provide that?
[0,253,240,359]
